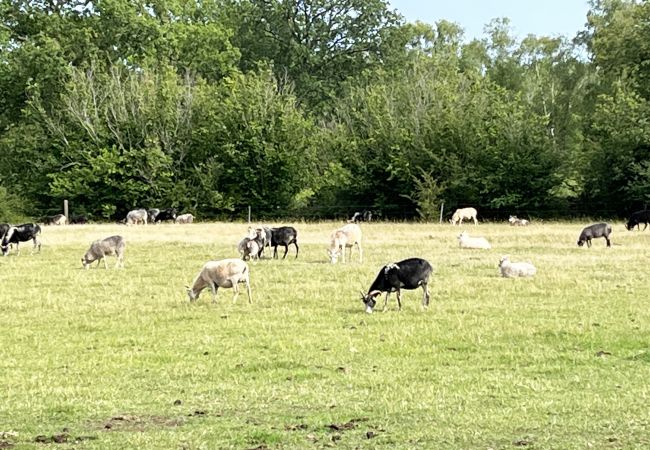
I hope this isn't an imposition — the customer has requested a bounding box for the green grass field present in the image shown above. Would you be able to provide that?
[1,221,648,449]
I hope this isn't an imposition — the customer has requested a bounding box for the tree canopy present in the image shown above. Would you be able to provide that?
[1,0,648,221]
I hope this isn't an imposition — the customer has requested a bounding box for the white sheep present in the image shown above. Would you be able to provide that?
[498,255,536,278]
[450,207,478,225]
[175,213,194,224]
[126,209,148,225]
[328,223,363,263]
[457,231,491,249]
[81,235,125,269]
[186,258,252,303]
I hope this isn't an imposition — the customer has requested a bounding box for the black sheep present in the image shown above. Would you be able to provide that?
[625,209,650,231]
[577,223,612,248]
[270,226,299,259]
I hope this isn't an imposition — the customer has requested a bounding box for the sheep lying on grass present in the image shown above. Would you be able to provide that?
[498,255,536,278]
[186,258,252,303]
[508,215,529,226]
[457,231,491,249]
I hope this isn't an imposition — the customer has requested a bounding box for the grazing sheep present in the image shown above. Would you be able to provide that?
[498,255,536,278]
[625,209,650,231]
[1,223,41,256]
[457,231,491,249]
[175,213,194,224]
[186,259,252,303]
[46,214,67,226]
[450,207,478,226]
[328,223,363,263]
[126,209,148,225]
[152,207,177,223]
[81,235,125,269]
[361,258,433,313]
[577,223,612,247]
[238,235,260,261]
[508,215,529,226]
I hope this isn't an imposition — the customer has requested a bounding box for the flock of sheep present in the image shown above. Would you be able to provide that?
[2,206,649,313]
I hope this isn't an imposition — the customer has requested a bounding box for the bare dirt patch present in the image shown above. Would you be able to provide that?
[101,414,185,432]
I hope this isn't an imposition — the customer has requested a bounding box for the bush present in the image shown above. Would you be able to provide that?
[0,186,32,223]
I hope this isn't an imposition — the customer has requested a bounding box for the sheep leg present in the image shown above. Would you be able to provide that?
[422,284,430,309]
[210,283,219,303]
[396,290,402,311]
[473,216,478,225]
[293,241,299,258]
[382,293,391,312]
[605,236,611,247]
[357,243,363,263]
[244,278,252,304]
[282,244,289,259]
[103,256,109,269]
[231,278,241,303]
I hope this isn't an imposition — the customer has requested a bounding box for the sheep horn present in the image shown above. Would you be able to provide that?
[368,290,382,298]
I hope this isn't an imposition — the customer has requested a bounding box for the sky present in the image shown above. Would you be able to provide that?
[388,0,592,41]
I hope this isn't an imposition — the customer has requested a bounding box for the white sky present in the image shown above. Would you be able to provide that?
[388,0,592,41]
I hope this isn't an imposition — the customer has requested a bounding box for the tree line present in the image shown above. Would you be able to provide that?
[1,0,648,222]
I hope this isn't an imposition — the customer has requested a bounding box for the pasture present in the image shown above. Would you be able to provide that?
[0,221,648,449]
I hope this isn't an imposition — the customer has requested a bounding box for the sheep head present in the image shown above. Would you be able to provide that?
[361,290,382,313]
[327,248,340,264]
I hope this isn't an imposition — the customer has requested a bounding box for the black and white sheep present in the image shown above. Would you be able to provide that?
[1,223,41,256]
[348,210,373,223]
[186,258,252,303]
[361,257,433,313]
[152,208,177,223]
[81,235,125,269]
[508,215,529,226]
[577,223,612,247]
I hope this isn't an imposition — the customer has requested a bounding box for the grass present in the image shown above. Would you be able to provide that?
[0,221,648,449]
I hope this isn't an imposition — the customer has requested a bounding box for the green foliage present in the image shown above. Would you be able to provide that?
[0,0,648,219]
[0,186,32,222]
